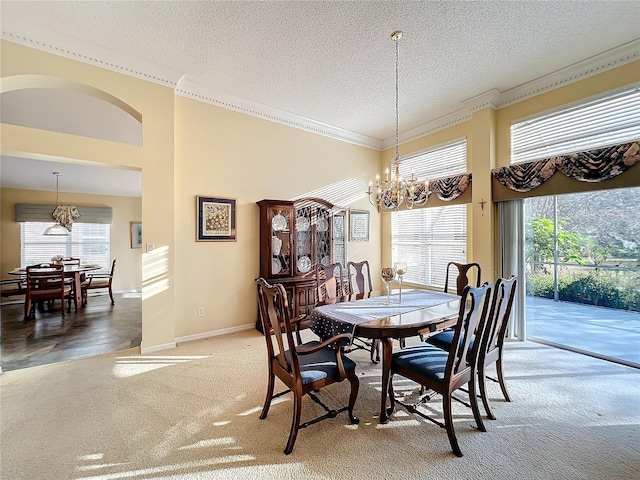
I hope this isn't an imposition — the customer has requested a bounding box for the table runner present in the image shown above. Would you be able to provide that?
[309,289,458,342]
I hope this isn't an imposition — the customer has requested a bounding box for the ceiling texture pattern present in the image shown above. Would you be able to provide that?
[1,1,639,195]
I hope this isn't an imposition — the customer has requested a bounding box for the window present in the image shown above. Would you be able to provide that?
[510,87,640,164]
[391,139,467,288]
[21,222,111,267]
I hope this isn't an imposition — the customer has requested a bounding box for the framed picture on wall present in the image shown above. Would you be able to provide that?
[130,222,142,249]
[349,209,370,241]
[196,196,237,241]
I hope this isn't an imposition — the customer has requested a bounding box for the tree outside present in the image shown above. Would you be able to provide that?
[525,186,640,311]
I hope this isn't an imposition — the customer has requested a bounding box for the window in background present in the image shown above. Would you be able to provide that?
[392,139,467,288]
[20,222,111,268]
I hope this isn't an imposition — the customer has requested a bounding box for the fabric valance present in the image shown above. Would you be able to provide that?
[429,173,472,201]
[15,203,113,224]
[492,141,640,192]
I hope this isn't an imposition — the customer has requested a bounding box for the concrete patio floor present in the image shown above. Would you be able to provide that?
[526,296,640,367]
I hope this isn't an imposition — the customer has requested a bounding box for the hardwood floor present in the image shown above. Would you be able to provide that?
[1,292,141,372]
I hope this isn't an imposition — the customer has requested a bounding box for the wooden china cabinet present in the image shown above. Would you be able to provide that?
[256,197,347,332]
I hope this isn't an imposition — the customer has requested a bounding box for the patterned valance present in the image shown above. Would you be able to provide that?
[52,205,80,230]
[429,173,472,201]
[492,141,640,192]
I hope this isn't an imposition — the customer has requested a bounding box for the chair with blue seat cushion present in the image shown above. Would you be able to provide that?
[256,277,359,455]
[387,282,492,457]
[426,276,517,420]
[444,261,481,295]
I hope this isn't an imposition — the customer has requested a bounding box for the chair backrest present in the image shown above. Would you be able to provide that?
[107,258,117,279]
[446,282,492,381]
[62,257,81,266]
[256,277,299,377]
[315,262,346,302]
[480,275,517,358]
[444,262,482,296]
[26,264,65,292]
[346,260,373,295]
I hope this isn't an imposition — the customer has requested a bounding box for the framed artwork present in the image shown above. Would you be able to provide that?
[349,209,370,241]
[130,222,142,249]
[196,196,237,242]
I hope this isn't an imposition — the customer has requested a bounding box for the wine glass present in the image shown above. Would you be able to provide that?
[394,262,407,304]
[381,267,396,305]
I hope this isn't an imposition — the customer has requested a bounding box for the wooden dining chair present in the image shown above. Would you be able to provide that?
[346,260,373,295]
[345,260,380,362]
[315,262,347,302]
[81,258,116,305]
[387,282,492,457]
[24,264,74,321]
[256,277,359,455]
[444,261,481,296]
[426,276,517,421]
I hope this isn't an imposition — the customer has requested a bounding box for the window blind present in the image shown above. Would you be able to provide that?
[21,222,111,269]
[392,138,468,288]
[15,204,113,224]
[511,87,640,164]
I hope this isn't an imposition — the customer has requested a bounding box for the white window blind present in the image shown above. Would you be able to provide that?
[511,87,640,164]
[20,222,111,268]
[392,139,467,288]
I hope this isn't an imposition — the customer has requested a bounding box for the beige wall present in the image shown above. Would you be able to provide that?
[0,188,141,292]
[1,40,382,349]
[174,95,381,338]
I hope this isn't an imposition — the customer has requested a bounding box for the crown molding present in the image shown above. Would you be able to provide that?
[1,18,183,88]
[3,18,638,152]
[497,39,640,108]
[382,108,473,151]
[176,78,382,150]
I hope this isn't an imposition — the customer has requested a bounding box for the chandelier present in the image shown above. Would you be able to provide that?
[367,31,429,210]
[43,172,71,236]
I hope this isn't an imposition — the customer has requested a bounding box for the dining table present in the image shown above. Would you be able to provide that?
[9,264,102,311]
[308,288,461,423]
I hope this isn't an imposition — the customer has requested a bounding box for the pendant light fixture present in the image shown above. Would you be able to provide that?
[367,31,429,210]
[43,172,70,236]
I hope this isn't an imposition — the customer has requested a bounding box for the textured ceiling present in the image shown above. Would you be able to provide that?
[1,1,639,195]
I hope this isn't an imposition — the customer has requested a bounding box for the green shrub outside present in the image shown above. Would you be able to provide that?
[526,269,640,312]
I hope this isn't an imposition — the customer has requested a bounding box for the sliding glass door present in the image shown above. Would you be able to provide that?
[524,187,640,367]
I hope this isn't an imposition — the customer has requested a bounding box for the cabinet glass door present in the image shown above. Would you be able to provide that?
[270,208,291,276]
[315,207,331,265]
[294,205,313,275]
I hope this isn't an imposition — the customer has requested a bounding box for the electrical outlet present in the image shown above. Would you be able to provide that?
[198,307,205,317]
[146,243,154,252]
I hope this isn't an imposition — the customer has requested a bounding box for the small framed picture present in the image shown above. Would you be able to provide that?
[196,196,237,242]
[349,209,370,241]
[130,222,142,249]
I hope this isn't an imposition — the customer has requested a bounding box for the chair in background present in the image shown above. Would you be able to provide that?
[315,262,347,302]
[444,262,481,296]
[346,260,380,362]
[346,260,372,295]
[387,283,492,457]
[256,277,359,455]
[62,257,81,266]
[81,258,116,305]
[24,264,74,320]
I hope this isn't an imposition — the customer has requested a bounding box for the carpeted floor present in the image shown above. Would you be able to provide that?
[1,330,639,480]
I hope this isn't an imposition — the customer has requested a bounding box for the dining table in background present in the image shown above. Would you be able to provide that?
[309,289,461,423]
[9,264,101,311]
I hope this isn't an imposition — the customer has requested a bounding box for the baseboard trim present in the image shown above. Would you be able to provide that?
[140,342,177,354]
[174,323,256,345]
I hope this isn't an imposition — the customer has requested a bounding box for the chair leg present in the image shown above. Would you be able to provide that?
[468,374,486,432]
[478,361,496,420]
[109,285,115,305]
[443,394,462,457]
[347,372,360,425]
[496,354,511,402]
[387,374,396,416]
[259,371,275,420]
[284,390,303,455]
[370,339,380,363]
